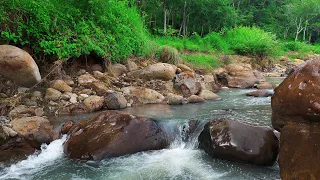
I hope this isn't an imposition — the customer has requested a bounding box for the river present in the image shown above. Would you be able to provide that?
[0,77,283,180]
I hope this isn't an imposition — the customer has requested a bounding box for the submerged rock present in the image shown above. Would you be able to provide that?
[187,95,205,103]
[256,82,274,89]
[199,90,220,100]
[246,90,273,97]
[198,119,279,166]
[0,45,41,87]
[64,111,170,160]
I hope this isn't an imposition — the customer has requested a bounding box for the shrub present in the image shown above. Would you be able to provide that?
[0,0,148,63]
[204,32,230,53]
[159,46,180,65]
[225,26,278,57]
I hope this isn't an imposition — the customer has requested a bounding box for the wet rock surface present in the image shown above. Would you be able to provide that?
[278,123,320,180]
[198,119,279,166]
[272,58,320,130]
[215,63,264,88]
[272,57,320,179]
[64,111,170,160]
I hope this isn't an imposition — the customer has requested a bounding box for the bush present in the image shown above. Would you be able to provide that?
[0,0,148,63]
[226,26,278,57]
[204,32,230,53]
[159,46,180,65]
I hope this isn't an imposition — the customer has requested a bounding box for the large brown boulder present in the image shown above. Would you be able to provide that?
[11,116,53,147]
[278,123,320,180]
[215,63,264,88]
[64,111,170,160]
[272,58,320,179]
[0,45,41,87]
[198,119,279,166]
[272,59,320,130]
[174,72,202,97]
[128,63,176,81]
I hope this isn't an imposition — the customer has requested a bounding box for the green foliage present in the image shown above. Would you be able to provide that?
[280,41,320,59]
[282,41,313,52]
[153,36,209,52]
[226,26,278,57]
[0,0,148,62]
[204,32,230,53]
[181,54,220,71]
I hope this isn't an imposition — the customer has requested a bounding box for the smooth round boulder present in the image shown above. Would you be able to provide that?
[246,90,273,97]
[104,91,127,110]
[122,86,165,105]
[0,45,41,87]
[198,119,279,166]
[272,58,320,131]
[50,80,72,92]
[129,63,176,81]
[166,93,185,105]
[64,111,170,160]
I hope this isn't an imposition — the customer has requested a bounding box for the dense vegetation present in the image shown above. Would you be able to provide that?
[0,0,147,62]
[0,0,320,65]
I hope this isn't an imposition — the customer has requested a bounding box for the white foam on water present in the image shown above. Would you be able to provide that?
[102,147,226,180]
[0,135,67,180]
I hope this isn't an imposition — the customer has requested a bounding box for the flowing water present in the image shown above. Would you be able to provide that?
[0,78,283,180]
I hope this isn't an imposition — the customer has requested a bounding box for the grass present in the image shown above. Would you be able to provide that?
[181,54,220,71]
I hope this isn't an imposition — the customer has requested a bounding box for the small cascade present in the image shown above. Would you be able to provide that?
[159,119,207,149]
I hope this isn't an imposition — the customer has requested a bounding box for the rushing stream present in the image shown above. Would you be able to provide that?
[0,78,283,180]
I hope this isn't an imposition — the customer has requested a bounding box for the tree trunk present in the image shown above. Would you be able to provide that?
[163,0,167,34]
[182,0,187,36]
[303,23,308,41]
[295,17,304,42]
[201,24,204,37]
